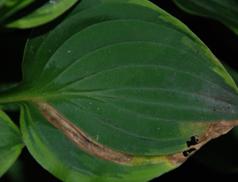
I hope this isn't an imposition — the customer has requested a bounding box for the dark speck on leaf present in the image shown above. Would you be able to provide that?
[186,136,199,147]
[183,148,196,157]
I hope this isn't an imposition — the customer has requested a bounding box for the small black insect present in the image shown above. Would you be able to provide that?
[186,136,199,147]
[183,148,196,157]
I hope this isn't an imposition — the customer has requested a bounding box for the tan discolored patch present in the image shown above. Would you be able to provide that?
[36,102,132,165]
[195,120,238,151]
[168,120,238,166]
[166,152,187,166]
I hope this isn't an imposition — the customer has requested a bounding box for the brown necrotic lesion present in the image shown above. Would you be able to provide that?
[36,102,132,165]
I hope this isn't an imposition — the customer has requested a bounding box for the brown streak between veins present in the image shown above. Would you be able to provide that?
[36,102,132,165]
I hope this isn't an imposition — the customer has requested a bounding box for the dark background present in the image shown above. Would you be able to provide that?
[1,0,238,181]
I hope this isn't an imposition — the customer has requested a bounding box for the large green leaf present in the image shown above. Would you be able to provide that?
[173,0,238,34]
[1,0,238,181]
[1,0,78,28]
[0,110,23,177]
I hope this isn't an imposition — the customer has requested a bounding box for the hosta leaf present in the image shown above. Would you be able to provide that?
[0,0,35,23]
[173,0,238,34]
[4,0,78,28]
[0,110,23,177]
[1,0,238,181]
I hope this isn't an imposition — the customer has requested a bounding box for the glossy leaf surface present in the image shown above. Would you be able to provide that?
[1,0,238,181]
[173,0,238,34]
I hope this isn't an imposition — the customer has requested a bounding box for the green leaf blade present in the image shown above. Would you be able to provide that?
[22,1,237,92]
[0,0,35,23]
[0,110,23,177]
[173,0,238,34]
[6,0,78,28]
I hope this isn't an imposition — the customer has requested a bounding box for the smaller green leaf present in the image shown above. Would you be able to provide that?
[6,0,78,28]
[173,0,238,34]
[0,110,23,177]
[0,0,35,23]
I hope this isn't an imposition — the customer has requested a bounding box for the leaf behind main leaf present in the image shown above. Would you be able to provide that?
[0,110,23,177]
[173,0,238,34]
[5,0,78,28]
[0,0,35,23]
